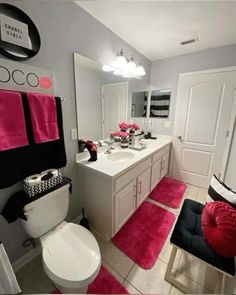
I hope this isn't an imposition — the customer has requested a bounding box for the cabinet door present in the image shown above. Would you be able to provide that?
[115,180,136,232]
[151,159,162,191]
[137,168,151,207]
[161,152,170,179]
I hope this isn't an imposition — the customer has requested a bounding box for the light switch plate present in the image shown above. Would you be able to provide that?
[71,128,78,140]
[164,121,171,129]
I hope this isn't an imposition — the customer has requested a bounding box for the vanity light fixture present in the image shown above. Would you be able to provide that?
[102,49,146,78]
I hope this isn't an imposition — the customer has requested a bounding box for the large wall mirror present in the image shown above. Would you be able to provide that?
[74,52,151,151]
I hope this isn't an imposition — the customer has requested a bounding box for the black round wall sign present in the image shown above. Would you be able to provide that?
[0,4,41,61]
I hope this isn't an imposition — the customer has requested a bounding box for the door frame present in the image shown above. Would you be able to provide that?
[170,66,236,185]
[101,81,129,139]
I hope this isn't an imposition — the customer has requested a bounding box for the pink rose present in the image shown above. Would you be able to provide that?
[119,121,128,130]
[119,131,129,138]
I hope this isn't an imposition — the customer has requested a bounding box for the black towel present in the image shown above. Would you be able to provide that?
[0,96,67,189]
[2,178,72,223]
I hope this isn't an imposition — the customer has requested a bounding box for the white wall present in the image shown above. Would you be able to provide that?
[0,0,151,263]
[150,44,236,135]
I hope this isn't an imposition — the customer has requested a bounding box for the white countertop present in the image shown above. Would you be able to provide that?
[76,135,172,178]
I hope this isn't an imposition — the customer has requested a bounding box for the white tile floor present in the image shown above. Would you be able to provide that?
[16,184,236,294]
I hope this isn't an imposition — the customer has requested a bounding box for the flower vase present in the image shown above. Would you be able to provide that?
[120,136,129,148]
[129,130,135,147]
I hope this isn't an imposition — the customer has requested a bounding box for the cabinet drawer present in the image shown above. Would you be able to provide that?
[152,144,170,164]
[115,157,151,193]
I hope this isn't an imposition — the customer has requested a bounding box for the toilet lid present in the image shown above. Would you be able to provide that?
[42,223,101,283]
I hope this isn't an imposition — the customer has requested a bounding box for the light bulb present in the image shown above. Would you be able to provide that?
[112,49,127,71]
[127,57,136,75]
[113,55,127,70]
[102,65,113,72]
[113,70,122,76]
[135,64,146,77]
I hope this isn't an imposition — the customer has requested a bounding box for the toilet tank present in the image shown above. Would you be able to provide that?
[21,183,70,238]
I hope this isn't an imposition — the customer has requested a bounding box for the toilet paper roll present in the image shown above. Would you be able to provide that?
[25,174,41,186]
[40,169,61,179]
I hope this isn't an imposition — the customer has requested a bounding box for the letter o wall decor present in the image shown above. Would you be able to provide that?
[0,4,41,61]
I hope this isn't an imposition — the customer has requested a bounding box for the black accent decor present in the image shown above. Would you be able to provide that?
[2,178,71,223]
[0,96,67,189]
[208,186,236,209]
[0,4,41,61]
[171,199,235,276]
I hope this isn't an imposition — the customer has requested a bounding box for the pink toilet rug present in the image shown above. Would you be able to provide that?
[51,265,128,294]
[149,177,187,209]
[112,202,175,269]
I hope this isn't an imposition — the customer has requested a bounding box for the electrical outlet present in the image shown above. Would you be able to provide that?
[71,128,78,140]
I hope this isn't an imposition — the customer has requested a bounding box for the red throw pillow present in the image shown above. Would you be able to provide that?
[201,201,236,257]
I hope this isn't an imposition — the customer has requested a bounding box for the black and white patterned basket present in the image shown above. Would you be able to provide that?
[24,169,63,197]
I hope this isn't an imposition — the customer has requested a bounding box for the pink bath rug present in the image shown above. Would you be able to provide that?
[51,266,128,294]
[149,177,187,209]
[112,202,175,269]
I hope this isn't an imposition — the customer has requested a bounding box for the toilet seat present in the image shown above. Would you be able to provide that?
[42,222,101,289]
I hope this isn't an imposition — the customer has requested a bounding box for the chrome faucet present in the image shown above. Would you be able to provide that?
[104,142,115,154]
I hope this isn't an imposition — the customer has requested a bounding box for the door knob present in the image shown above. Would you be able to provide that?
[177,136,183,141]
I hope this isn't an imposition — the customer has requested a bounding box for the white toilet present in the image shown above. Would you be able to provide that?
[21,183,101,294]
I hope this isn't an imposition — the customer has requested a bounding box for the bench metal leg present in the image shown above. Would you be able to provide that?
[165,246,191,293]
[214,272,224,294]
[165,246,228,294]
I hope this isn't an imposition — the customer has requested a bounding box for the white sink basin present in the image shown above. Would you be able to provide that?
[106,151,135,162]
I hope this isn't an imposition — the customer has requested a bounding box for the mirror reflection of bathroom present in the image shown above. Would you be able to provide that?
[74,52,151,150]
[131,91,148,118]
[149,89,171,118]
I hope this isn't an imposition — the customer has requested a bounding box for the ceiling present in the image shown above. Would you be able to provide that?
[75,1,236,61]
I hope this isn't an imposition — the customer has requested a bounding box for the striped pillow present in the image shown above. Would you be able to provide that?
[207,175,236,209]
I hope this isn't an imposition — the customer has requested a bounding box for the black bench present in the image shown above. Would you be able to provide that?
[165,199,235,293]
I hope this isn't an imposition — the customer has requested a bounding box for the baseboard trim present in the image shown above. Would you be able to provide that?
[13,214,82,272]
[13,242,41,272]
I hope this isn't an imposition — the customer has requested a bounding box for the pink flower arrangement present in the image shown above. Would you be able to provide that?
[111,122,140,139]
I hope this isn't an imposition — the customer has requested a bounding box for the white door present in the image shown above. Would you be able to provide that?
[137,168,151,207]
[102,82,128,138]
[173,70,236,188]
[115,180,136,232]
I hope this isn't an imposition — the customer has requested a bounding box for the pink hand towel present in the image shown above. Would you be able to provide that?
[0,90,28,151]
[27,93,59,144]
